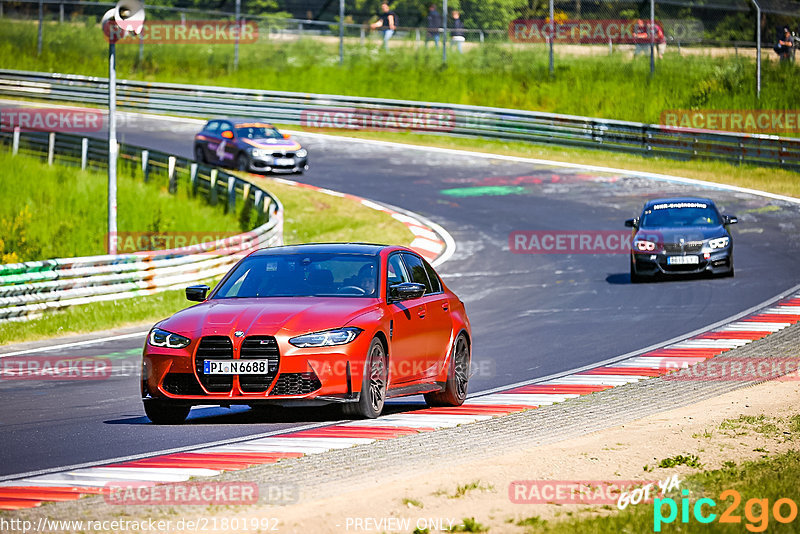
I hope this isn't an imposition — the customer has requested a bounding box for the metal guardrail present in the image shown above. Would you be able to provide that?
[0,69,798,171]
[0,127,283,322]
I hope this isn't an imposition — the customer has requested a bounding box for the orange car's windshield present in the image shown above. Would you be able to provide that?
[213,254,379,298]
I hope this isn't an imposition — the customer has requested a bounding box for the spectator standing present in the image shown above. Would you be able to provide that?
[654,22,666,58]
[774,26,794,62]
[451,10,465,53]
[370,3,397,51]
[426,4,442,48]
[633,19,648,57]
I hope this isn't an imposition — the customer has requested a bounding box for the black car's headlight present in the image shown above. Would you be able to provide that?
[250,148,270,157]
[707,237,730,250]
[148,328,191,349]
[295,148,308,158]
[634,239,656,251]
[288,327,362,348]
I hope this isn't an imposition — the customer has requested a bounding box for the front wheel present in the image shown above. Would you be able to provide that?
[630,258,644,284]
[193,145,206,164]
[236,153,249,172]
[143,400,191,425]
[343,338,387,419]
[425,333,470,407]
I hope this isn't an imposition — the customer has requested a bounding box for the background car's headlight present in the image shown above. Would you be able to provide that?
[295,148,308,158]
[148,328,191,349]
[289,327,362,348]
[708,237,730,249]
[251,148,270,157]
[635,239,656,251]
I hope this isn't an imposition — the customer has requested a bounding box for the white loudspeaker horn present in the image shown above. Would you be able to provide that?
[114,0,145,35]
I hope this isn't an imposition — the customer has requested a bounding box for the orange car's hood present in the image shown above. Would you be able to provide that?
[159,297,378,339]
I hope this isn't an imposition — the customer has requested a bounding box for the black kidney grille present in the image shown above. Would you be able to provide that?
[162,373,205,396]
[239,336,280,392]
[664,241,703,254]
[269,372,322,396]
[195,336,233,392]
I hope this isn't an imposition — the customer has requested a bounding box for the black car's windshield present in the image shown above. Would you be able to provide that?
[213,253,379,298]
[235,124,283,140]
[640,202,721,228]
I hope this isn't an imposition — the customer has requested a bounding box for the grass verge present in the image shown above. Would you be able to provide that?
[0,150,243,263]
[519,449,800,533]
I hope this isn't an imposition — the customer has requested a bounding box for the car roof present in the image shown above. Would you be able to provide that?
[642,197,716,209]
[206,118,277,128]
[250,243,400,256]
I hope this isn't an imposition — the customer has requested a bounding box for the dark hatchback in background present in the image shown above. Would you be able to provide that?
[194,118,308,174]
[626,197,738,283]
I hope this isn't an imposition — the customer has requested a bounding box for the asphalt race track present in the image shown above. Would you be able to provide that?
[2,109,800,478]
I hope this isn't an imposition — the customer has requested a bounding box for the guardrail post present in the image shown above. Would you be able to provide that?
[227,176,236,212]
[47,132,55,165]
[141,150,149,182]
[242,182,251,204]
[209,168,218,204]
[12,127,19,155]
[37,0,43,56]
[479,30,484,44]
[59,2,63,23]
[1,1,4,18]
[360,26,365,44]
[189,163,198,196]
[254,189,263,211]
[167,156,177,193]
[81,138,88,170]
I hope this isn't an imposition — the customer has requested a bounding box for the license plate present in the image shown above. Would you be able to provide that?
[203,359,270,375]
[667,255,699,265]
[274,157,294,166]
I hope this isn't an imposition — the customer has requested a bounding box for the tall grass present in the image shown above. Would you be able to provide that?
[1,20,797,124]
[0,150,242,262]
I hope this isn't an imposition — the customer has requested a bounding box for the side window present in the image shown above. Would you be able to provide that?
[205,121,220,133]
[402,253,433,294]
[386,254,410,298]
[423,259,442,293]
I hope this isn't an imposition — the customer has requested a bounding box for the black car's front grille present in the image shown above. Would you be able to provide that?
[272,152,295,158]
[269,372,322,396]
[162,373,205,396]
[239,336,280,392]
[195,336,233,392]
[664,241,703,254]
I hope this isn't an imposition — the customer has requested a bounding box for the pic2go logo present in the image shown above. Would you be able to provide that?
[654,489,799,532]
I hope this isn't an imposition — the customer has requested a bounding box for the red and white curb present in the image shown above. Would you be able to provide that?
[2,292,798,510]
[270,177,451,266]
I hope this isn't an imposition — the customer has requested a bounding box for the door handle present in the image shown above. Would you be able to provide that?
[442,303,449,311]
[417,307,426,318]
